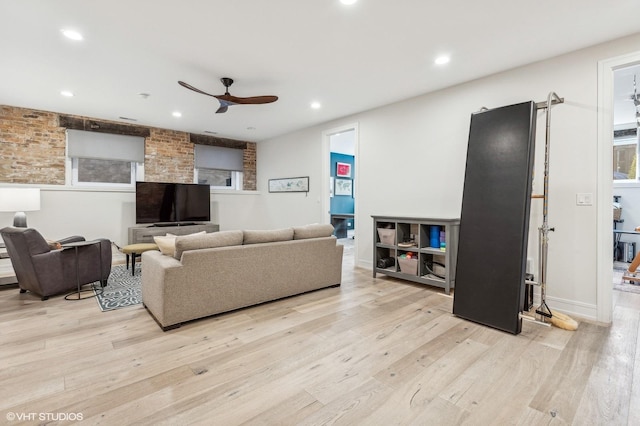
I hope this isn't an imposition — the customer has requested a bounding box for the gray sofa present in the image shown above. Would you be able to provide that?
[141,224,344,330]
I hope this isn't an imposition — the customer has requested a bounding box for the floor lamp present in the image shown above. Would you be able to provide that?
[0,188,41,227]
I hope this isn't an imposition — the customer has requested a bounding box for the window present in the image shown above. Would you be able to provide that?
[613,128,639,181]
[196,168,243,189]
[73,158,135,185]
[66,129,145,187]
[613,136,637,180]
[194,144,244,190]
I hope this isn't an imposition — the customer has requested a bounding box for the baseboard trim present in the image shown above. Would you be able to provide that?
[533,294,598,322]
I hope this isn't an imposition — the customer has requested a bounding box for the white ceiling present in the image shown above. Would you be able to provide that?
[2,0,640,142]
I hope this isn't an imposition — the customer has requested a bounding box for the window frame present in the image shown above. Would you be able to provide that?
[70,157,143,188]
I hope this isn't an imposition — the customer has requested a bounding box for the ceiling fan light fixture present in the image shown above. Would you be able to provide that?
[61,29,83,41]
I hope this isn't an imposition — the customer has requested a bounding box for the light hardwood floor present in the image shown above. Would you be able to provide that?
[0,243,638,425]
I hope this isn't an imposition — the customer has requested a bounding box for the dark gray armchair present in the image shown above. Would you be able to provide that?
[0,226,112,300]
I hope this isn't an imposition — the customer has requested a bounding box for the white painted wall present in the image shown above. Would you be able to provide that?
[258,32,640,321]
[256,131,326,228]
[0,188,265,246]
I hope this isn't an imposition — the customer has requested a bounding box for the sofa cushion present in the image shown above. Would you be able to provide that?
[293,224,335,240]
[243,228,294,245]
[174,230,244,259]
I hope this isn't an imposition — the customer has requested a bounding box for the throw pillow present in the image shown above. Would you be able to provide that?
[293,224,334,240]
[154,231,205,257]
[243,228,294,245]
[174,230,244,259]
[154,234,177,256]
[45,239,62,250]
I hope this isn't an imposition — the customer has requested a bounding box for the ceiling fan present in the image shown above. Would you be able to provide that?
[178,77,278,114]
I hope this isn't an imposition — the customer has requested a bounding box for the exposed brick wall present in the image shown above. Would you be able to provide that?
[243,143,257,190]
[144,128,193,183]
[0,106,66,185]
[0,105,258,189]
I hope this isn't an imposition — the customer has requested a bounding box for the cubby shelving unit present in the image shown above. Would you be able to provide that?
[372,216,460,294]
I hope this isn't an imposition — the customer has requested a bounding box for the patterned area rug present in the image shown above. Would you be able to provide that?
[613,267,640,294]
[92,264,142,311]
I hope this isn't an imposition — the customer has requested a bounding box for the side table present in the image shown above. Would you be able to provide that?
[63,240,105,300]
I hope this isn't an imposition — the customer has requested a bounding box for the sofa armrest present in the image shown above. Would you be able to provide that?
[141,251,183,327]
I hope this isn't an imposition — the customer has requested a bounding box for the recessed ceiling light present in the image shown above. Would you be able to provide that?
[435,55,450,65]
[60,90,74,97]
[311,102,322,109]
[61,29,83,41]
[172,111,182,118]
[340,0,358,5]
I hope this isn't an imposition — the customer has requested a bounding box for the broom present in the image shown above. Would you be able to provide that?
[548,310,578,331]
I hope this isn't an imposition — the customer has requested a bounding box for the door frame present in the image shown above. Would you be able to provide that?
[597,50,640,323]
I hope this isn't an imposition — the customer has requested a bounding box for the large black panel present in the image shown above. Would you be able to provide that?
[453,101,537,334]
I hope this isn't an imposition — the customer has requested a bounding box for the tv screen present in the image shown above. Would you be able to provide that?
[136,182,210,224]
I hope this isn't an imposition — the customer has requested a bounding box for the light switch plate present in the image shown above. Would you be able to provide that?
[576,193,593,206]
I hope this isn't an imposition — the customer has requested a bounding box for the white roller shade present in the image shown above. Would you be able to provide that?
[195,144,243,171]
[67,129,145,162]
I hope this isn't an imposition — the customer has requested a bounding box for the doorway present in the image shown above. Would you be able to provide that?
[322,124,359,260]
[329,130,355,239]
[611,64,640,291]
[598,51,640,322]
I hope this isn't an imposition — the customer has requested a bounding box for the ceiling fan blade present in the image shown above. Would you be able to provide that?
[179,77,278,112]
[178,81,218,98]
[216,94,279,105]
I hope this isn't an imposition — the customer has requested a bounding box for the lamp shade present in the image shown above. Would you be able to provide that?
[0,188,41,212]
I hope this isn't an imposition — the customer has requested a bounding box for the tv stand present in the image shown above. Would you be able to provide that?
[128,223,219,244]
[150,222,198,227]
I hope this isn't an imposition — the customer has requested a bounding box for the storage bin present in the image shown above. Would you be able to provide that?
[614,206,622,221]
[377,228,395,245]
[398,257,418,275]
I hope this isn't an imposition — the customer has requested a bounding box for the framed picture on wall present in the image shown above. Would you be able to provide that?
[268,176,310,193]
[335,178,352,196]
[336,162,351,178]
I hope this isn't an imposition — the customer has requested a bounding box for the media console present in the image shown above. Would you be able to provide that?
[128,223,220,244]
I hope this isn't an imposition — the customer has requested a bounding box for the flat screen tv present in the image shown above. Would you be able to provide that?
[136,181,210,225]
